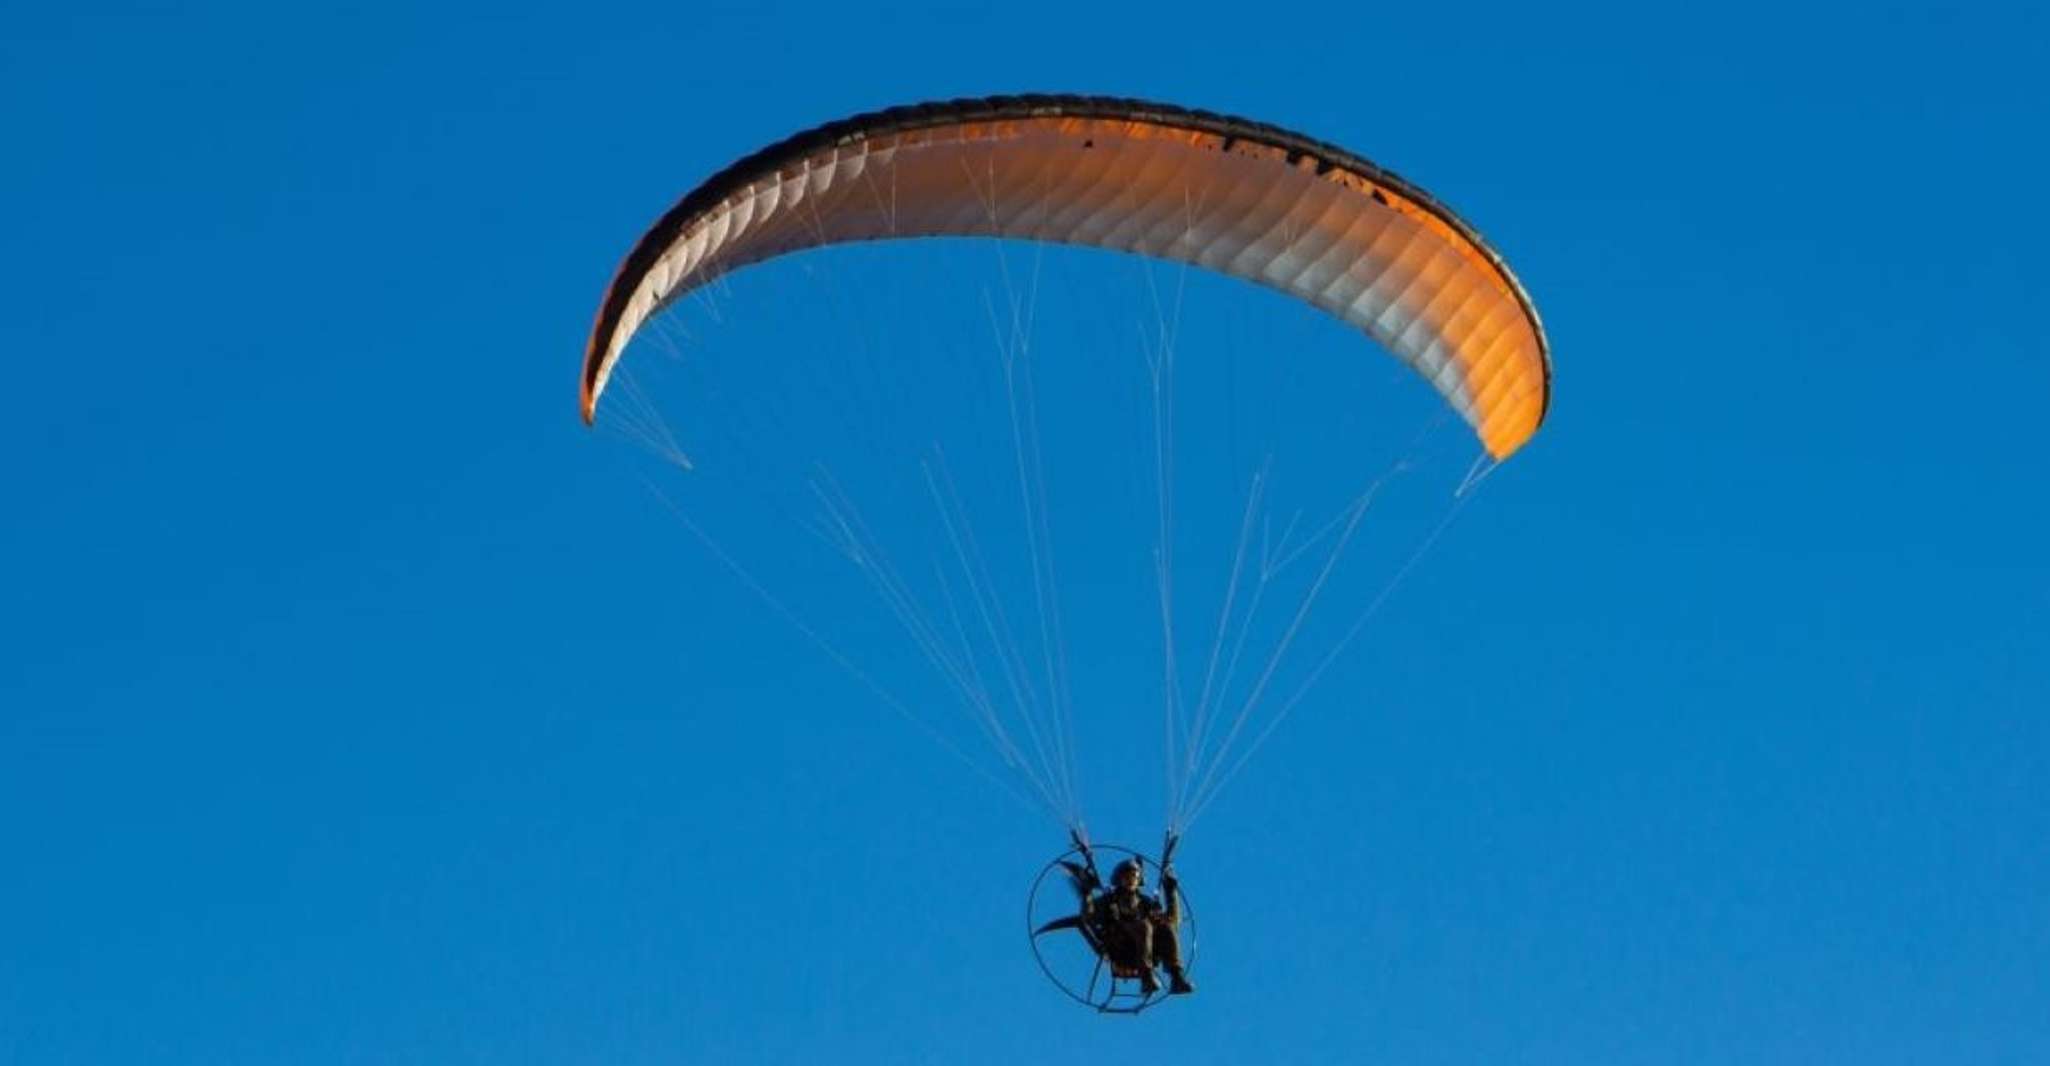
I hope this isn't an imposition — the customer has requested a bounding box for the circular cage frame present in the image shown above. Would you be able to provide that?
[1026,844,1197,1014]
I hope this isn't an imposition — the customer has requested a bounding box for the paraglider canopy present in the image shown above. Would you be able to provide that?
[582,94,1551,459]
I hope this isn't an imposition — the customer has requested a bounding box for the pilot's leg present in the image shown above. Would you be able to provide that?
[1124,919,1160,995]
[1154,919,1194,994]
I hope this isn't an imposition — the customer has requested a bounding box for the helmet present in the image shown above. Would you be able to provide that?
[1112,858,1145,886]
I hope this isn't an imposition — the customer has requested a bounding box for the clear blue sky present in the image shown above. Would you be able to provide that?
[5,2,2047,1063]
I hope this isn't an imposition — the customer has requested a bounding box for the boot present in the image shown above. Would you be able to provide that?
[1138,969,1161,996]
[1168,967,1195,995]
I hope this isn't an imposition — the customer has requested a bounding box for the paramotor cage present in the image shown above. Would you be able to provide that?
[1026,844,1195,1014]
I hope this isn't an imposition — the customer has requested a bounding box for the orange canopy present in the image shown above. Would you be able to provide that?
[583,95,1550,458]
